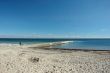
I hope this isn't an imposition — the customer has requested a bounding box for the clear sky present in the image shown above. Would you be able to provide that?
[0,0,110,38]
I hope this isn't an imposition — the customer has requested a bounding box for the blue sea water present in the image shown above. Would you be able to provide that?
[0,38,110,50]
[54,39,110,50]
[0,38,70,44]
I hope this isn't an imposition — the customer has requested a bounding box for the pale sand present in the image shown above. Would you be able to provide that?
[0,44,110,73]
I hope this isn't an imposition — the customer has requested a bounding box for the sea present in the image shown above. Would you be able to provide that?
[0,38,110,50]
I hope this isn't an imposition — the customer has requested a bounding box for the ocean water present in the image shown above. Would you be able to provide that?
[0,38,110,50]
[54,39,110,50]
[0,38,71,44]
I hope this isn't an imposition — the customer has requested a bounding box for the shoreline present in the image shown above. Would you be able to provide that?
[26,41,110,51]
[0,41,110,51]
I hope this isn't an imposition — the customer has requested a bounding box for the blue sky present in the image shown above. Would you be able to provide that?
[0,0,110,38]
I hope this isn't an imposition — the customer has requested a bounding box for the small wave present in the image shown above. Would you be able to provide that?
[60,41,73,44]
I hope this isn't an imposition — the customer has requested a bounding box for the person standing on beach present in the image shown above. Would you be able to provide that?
[19,42,22,46]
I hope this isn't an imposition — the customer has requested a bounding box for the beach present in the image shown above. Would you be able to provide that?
[0,43,110,73]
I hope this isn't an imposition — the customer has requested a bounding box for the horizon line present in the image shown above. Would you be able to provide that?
[0,37,110,39]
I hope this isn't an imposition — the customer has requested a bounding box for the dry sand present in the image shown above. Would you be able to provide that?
[0,44,110,73]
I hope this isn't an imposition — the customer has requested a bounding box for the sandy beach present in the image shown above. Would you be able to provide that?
[0,43,110,73]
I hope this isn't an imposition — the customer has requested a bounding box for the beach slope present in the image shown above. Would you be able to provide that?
[0,44,110,73]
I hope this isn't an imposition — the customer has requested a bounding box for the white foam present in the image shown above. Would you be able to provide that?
[0,43,19,47]
[61,41,73,44]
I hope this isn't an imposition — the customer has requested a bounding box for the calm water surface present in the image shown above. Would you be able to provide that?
[54,39,110,50]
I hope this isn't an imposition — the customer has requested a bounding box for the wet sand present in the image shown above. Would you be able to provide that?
[0,44,110,73]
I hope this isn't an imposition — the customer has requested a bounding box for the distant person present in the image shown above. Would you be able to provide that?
[19,42,22,46]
